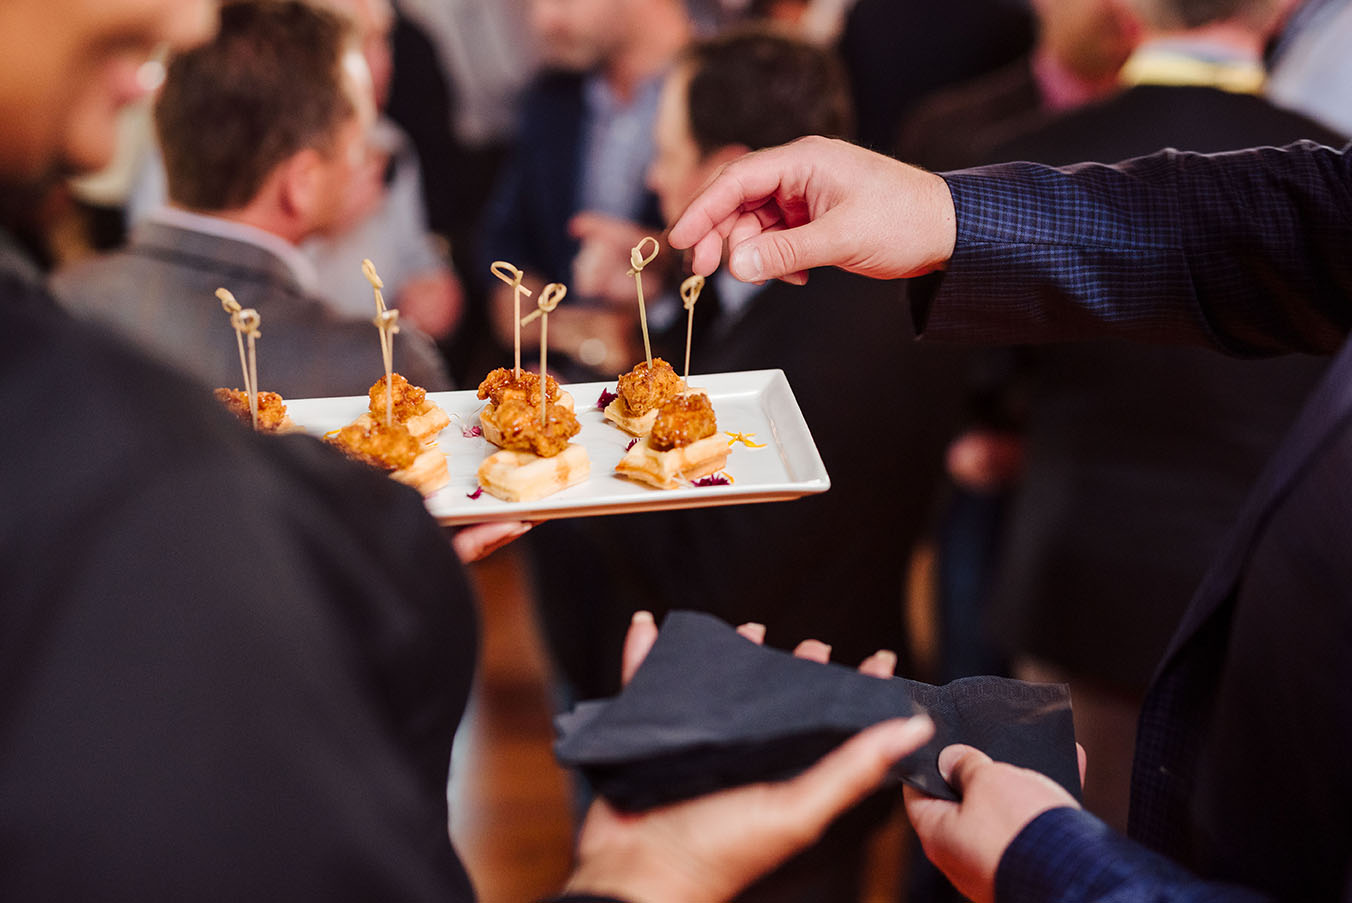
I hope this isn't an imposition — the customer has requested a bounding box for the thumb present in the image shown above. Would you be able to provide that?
[776,715,934,832]
[727,219,836,283]
[938,744,993,797]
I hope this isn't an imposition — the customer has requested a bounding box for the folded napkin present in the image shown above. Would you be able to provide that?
[554,611,1079,811]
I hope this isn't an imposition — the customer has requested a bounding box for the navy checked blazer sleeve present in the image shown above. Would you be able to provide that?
[997,809,1272,903]
[916,140,1352,355]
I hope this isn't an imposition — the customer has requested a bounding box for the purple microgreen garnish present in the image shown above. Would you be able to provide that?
[625,438,638,451]
[692,474,731,487]
[597,388,618,410]
[462,424,483,438]
[466,486,484,500]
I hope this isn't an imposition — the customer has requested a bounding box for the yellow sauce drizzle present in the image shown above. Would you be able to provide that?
[725,431,767,448]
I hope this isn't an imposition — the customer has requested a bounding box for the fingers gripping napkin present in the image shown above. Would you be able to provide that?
[554,611,1080,812]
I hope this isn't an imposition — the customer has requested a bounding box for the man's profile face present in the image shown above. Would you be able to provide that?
[647,65,717,227]
[529,0,628,71]
[307,47,380,237]
[0,0,214,183]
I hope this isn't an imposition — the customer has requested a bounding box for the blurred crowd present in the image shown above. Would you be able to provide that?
[21,0,1351,900]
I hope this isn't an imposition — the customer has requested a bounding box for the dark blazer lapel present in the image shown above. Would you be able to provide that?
[1155,337,1352,670]
[1131,338,1352,856]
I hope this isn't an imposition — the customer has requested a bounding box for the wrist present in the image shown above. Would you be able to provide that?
[924,170,958,270]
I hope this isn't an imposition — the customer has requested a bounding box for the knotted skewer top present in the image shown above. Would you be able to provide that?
[361,258,387,314]
[628,237,660,367]
[679,274,704,383]
[491,260,534,379]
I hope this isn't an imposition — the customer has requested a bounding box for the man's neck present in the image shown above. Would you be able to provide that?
[205,205,306,247]
[153,204,318,292]
[600,2,690,102]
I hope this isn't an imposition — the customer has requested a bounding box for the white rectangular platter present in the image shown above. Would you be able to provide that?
[285,368,829,525]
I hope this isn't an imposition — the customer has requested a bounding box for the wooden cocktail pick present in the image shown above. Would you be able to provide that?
[361,258,387,314]
[373,308,400,427]
[521,283,567,427]
[679,274,704,384]
[491,260,534,380]
[627,237,660,367]
[216,287,262,430]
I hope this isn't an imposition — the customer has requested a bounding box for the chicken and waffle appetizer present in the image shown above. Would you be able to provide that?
[327,418,449,495]
[350,372,449,443]
[615,391,728,490]
[476,281,591,502]
[602,356,686,436]
[475,377,590,503]
[476,366,575,447]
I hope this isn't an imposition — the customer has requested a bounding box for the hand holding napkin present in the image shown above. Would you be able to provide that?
[555,611,1079,811]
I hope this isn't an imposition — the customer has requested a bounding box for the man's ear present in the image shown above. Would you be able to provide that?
[275,147,326,224]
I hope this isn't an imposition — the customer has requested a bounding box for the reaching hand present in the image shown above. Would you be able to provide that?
[564,612,932,903]
[903,745,1082,903]
[570,212,668,306]
[667,136,957,285]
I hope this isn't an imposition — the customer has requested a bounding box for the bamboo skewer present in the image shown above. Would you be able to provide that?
[491,261,533,380]
[216,287,261,431]
[679,274,704,383]
[521,283,567,428]
[374,309,400,427]
[627,237,660,367]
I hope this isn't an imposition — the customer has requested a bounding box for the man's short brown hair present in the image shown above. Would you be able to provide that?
[683,28,853,158]
[156,0,357,211]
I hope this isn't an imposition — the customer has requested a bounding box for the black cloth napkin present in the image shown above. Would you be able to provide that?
[554,611,1079,812]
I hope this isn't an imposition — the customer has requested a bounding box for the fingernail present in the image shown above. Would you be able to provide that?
[737,622,767,643]
[937,744,963,781]
[874,650,898,672]
[731,245,763,281]
[632,611,655,626]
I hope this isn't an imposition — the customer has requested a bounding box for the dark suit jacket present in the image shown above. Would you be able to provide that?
[973,85,1343,692]
[919,141,1352,898]
[1,232,477,900]
[52,220,450,398]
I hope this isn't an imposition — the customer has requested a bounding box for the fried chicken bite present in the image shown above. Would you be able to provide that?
[214,388,292,432]
[649,393,718,451]
[476,367,561,407]
[616,357,683,416]
[493,391,581,458]
[368,372,427,422]
[327,419,421,471]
